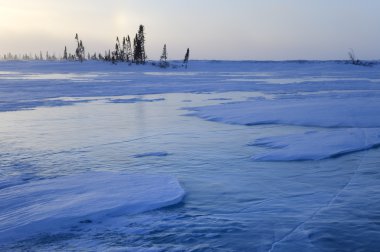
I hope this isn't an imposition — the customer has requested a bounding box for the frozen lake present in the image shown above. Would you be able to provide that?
[1,61,380,251]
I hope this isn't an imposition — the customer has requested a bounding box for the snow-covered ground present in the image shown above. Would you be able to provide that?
[0,172,184,242]
[187,95,380,161]
[1,60,380,251]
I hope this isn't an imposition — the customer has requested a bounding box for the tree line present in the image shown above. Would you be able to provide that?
[2,25,190,68]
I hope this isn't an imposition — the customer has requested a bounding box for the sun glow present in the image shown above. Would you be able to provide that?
[0,0,379,60]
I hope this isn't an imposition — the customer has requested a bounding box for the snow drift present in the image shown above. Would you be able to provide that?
[250,128,380,161]
[0,172,185,241]
[187,95,380,160]
[187,96,380,128]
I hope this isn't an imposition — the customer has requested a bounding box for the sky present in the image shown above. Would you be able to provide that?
[0,0,379,60]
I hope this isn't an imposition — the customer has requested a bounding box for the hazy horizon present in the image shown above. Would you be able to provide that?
[1,0,379,60]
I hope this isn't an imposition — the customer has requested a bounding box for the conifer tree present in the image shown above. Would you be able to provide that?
[63,46,68,60]
[111,51,116,64]
[75,33,85,62]
[80,41,84,60]
[160,44,168,68]
[115,43,119,59]
[104,50,108,61]
[115,37,121,60]
[183,48,190,68]
[133,25,146,64]
[133,34,139,63]
[126,35,133,62]
[122,37,127,61]
[138,25,146,63]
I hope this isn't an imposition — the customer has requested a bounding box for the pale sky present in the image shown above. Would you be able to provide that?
[0,0,379,60]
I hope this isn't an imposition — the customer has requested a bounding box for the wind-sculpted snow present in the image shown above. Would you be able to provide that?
[250,129,380,161]
[133,151,170,158]
[1,61,380,251]
[187,92,380,160]
[187,96,380,128]
[0,172,185,242]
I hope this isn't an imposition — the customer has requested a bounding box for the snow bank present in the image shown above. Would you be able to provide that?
[250,129,380,161]
[0,172,184,241]
[187,97,380,128]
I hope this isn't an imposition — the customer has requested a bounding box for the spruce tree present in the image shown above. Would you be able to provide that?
[115,37,121,61]
[160,44,168,68]
[111,51,116,64]
[133,34,140,63]
[122,37,126,61]
[115,43,119,60]
[138,25,146,63]
[75,33,85,62]
[183,48,190,68]
[104,50,108,61]
[63,46,68,60]
[126,35,133,62]
[133,25,146,64]
[80,41,85,61]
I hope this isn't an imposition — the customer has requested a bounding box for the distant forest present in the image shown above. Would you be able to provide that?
[2,25,190,68]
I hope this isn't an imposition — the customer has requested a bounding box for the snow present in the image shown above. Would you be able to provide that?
[186,94,380,160]
[1,60,380,250]
[1,60,380,113]
[187,96,380,128]
[250,128,380,161]
[185,84,380,160]
[0,172,185,241]
[188,96,380,160]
